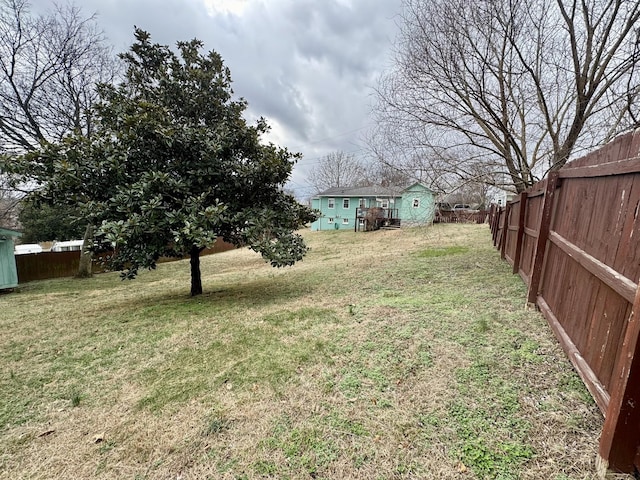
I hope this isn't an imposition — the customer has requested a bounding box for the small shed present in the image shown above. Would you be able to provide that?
[0,227,22,290]
[398,182,436,226]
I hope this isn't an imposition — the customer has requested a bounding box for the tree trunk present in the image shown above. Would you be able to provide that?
[190,245,203,296]
[76,223,93,278]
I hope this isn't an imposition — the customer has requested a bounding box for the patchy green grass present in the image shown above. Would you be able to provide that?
[0,224,623,479]
[417,245,470,258]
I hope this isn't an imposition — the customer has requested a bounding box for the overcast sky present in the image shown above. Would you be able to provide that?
[43,0,403,199]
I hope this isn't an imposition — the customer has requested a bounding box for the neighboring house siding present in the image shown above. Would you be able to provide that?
[399,184,436,226]
[312,196,359,231]
[311,183,435,231]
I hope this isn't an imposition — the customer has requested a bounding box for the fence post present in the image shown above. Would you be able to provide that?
[490,205,497,244]
[511,192,528,275]
[597,285,640,476]
[527,172,559,304]
[496,207,504,248]
[494,206,504,247]
[500,202,511,260]
[489,204,495,234]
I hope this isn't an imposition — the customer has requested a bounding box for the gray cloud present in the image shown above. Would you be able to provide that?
[44,0,402,198]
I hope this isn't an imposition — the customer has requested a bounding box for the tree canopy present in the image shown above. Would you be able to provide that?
[373,0,640,193]
[18,200,84,243]
[11,29,316,295]
[307,150,412,195]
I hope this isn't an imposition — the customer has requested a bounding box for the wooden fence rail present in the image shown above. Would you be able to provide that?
[488,130,640,476]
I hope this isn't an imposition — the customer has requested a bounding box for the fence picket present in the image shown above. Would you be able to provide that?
[598,285,640,474]
[512,192,528,275]
[527,172,559,304]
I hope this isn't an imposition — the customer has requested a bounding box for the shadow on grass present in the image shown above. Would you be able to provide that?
[115,274,311,313]
[13,267,312,317]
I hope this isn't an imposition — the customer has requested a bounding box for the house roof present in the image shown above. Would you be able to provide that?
[0,227,22,238]
[403,182,436,194]
[315,185,406,198]
[315,182,435,198]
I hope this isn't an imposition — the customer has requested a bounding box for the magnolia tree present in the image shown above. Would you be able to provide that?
[11,29,317,295]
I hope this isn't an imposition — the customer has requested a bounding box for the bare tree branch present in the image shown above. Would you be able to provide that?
[372,0,640,193]
[0,0,117,153]
[307,151,369,194]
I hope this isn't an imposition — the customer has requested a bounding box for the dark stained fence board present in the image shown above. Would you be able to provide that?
[489,130,640,475]
[434,211,489,224]
[537,296,610,413]
[500,202,512,262]
[512,192,528,275]
[503,203,518,267]
[519,189,545,282]
[518,233,537,284]
[548,231,637,304]
[492,206,505,246]
[612,177,640,282]
[489,205,498,243]
[16,251,85,282]
[495,208,505,250]
[598,285,640,474]
[527,173,560,304]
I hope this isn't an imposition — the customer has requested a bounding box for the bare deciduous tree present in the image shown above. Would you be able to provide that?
[0,0,116,248]
[373,0,640,192]
[307,151,368,193]
[370,160,412,188]
[0,0,116,153]
[0,173,20,228]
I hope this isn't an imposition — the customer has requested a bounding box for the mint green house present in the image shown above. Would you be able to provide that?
[311,183,436,231]
[0,227,22,290]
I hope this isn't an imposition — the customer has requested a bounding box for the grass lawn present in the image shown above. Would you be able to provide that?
[0,224,624,479]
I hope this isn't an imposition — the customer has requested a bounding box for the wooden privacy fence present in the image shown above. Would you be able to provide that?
[488,130,640,476]
[16,238,236,283]
[434,210,489,224]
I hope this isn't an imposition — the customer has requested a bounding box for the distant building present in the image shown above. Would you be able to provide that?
[311,182,436,231]
[50,240,84,252]
[14,244,43,255]
[488,186,516,207]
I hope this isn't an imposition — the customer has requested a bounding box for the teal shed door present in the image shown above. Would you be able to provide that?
[0,238,19,289]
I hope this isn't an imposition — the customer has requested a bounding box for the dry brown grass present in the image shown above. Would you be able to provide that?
[0,224,629,479]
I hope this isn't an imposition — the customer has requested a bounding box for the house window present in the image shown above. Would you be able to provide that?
[359,198,365,208]
[328,198,335,209]
[381,199,389,208]
[412,198,420,208]
[327,217,334,224]
[343,198,350,209]
[359,219,365,226]
[342,218,349,224]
